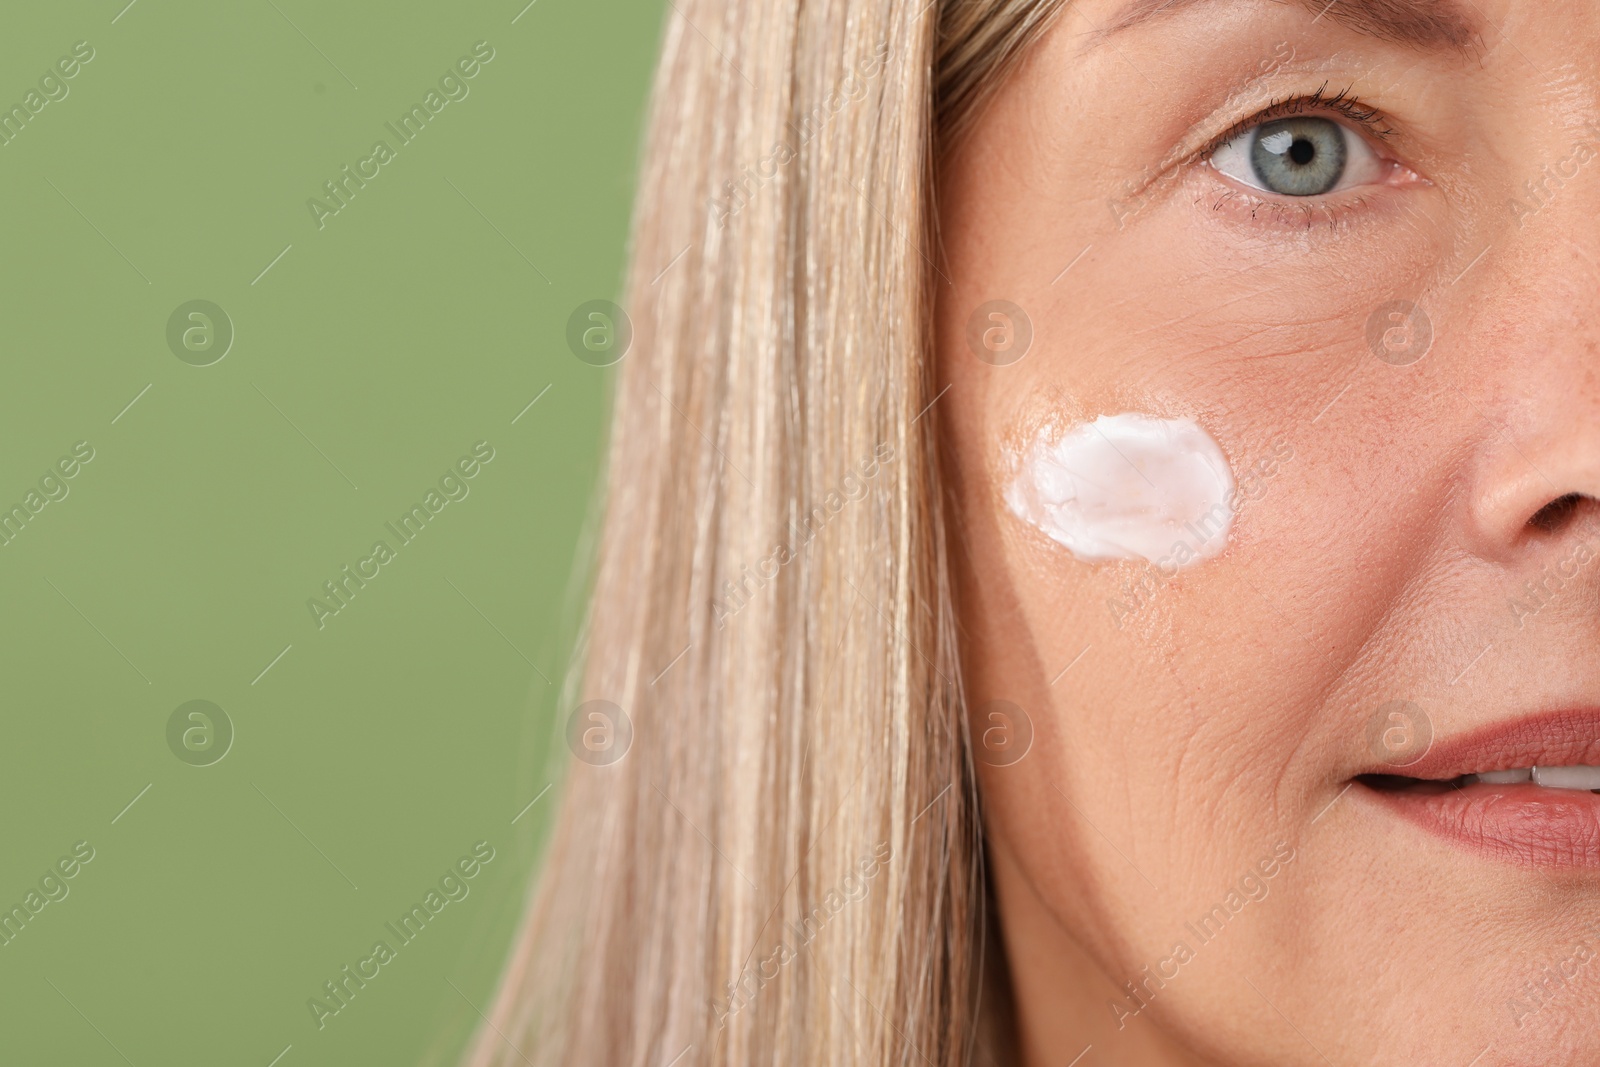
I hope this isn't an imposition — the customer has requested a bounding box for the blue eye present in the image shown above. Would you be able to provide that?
[1211,115,1383,197]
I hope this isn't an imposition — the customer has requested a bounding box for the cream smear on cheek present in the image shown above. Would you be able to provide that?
[1005,413,1236,567]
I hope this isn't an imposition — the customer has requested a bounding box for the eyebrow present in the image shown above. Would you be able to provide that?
[1102,0,1481,53]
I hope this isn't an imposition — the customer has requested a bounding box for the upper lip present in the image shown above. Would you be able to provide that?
[1372,708,1600,780]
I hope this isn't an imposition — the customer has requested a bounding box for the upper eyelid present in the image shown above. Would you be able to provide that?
[1205,94,1393,157]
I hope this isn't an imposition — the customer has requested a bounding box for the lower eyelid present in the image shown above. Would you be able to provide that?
[1187,169,1408,233]
[1196,186,1367,231]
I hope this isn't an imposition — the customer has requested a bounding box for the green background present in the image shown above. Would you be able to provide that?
[0,1,658,1063]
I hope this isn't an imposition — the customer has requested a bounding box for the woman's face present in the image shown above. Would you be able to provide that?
[939,1,1600,1063]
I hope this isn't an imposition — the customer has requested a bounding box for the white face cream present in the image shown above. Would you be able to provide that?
[1005,413,1236,567]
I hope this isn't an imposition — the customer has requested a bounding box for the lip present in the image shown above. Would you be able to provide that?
[1359,709,1600,869]
[1382,708,1600,779]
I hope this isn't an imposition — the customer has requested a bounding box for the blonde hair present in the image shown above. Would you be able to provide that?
[466,2,1066,1064]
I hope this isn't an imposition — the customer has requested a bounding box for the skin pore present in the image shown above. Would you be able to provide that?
[937,1,1600,1064]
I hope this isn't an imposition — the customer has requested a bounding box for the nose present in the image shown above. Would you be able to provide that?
[1469,432,1600,556]
[1461,253,1600,560]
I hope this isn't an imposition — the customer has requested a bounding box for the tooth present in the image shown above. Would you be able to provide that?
[1531,765,1600,790]
[1475,768,1533,784]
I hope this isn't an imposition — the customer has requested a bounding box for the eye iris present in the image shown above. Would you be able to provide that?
[1248,117,1347,196]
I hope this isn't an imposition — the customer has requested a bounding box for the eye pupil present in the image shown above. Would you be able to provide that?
[1248,117,1348,196]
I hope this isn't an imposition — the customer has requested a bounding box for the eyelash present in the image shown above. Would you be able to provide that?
[1202,82,1393,157]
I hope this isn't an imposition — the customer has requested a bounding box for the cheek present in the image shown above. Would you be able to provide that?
[939,259,1450,1001]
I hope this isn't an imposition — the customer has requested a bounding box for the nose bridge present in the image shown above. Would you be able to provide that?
[1507,122,1600,232]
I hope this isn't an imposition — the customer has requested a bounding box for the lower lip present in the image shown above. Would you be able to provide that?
[1363,781,1600,868]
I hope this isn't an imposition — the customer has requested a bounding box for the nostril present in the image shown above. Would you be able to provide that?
[1528,492,1586,533]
